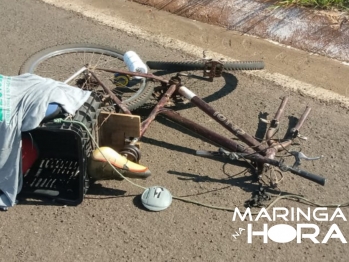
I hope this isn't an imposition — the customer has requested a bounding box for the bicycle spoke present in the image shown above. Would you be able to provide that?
[94,55,121,68]
[20,44,153,111]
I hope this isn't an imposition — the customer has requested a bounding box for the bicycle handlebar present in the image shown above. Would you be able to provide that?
[198,149,327,186]
[286,166,326,186]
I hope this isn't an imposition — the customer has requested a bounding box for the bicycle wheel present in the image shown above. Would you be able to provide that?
[20,43,154,111]
[146,60,265,71]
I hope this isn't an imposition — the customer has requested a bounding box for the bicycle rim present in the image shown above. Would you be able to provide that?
[146,60,265,71]
[20,43,154,111]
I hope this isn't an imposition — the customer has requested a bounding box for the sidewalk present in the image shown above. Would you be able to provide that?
[134,0,349,62]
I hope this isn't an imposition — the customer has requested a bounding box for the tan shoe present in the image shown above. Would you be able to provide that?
[88,147,151,180]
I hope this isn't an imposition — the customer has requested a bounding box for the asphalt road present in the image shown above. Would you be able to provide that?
[1,1,349,262]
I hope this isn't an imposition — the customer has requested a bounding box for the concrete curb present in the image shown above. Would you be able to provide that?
[134,0,349,62]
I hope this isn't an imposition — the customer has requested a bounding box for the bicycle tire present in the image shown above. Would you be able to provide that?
[146,60,265,71]
[20,43,154,111]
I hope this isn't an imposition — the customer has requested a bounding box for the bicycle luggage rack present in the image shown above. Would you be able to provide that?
[19,95,101,205]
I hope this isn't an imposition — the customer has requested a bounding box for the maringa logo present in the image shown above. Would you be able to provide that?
[232,207,347,244]
[267,224,296,243]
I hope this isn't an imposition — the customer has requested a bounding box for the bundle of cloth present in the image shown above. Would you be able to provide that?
[0,73,91,209]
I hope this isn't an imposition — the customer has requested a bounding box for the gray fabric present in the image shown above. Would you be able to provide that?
[0,73,91,208]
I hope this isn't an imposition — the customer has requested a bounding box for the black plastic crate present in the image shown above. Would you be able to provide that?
[19,95,100,205]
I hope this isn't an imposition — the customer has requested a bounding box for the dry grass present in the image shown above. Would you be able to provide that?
[278,0,349,11]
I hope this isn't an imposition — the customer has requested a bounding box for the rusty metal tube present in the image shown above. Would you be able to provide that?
[160,110,247,153]
[293,106,311,131]
[159,110,280,166]
[89,71,132,114]
[266,96,289,144]
[95,67,168,84]
[140,84,177,137]
[266,105,312,158]
[177,85,269,154]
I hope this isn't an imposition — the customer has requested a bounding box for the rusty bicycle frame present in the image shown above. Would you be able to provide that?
[87,65,326,186]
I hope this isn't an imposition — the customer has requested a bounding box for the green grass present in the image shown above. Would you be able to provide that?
[277,0,349,11]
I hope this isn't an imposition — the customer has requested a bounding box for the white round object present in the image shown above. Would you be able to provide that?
[141,186,172,211]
